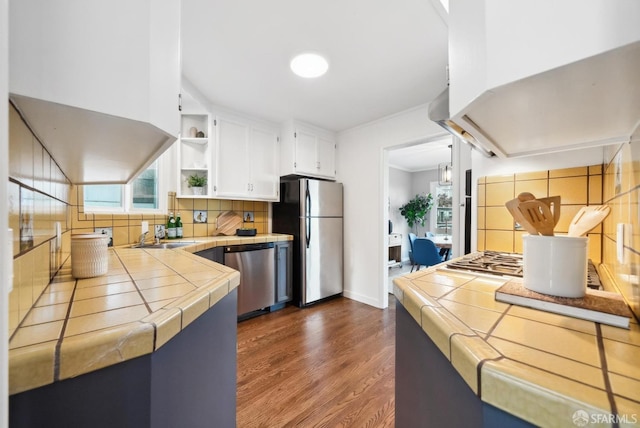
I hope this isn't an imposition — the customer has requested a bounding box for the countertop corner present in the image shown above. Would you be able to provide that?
[393,257,640,427]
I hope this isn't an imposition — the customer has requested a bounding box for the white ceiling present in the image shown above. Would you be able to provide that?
[388,137,452,172]
[180,0,450,133]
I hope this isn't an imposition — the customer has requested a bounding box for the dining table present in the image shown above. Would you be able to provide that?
[429,235,452,260]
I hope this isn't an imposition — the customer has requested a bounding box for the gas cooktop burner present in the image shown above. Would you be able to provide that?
[447,251,524,276]
[446,251,602,290]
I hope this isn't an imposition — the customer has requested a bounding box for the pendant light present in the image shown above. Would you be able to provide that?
[438,144,453,186]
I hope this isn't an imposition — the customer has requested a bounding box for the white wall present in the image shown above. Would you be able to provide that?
[337,104,446,309]
[1,0,9,424]
[409,168,439,237]
[388,167,412,262]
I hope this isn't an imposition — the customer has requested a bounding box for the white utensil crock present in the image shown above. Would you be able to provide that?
[71,234,109,278]
[522,235,588,298]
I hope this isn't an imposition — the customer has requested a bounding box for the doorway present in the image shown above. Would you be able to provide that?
[384,136,454,293]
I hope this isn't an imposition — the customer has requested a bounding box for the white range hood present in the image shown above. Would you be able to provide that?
[9,0,180,185]
[436,40,640,158]
[10,95,176,184]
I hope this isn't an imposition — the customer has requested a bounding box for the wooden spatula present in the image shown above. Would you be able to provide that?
[518,199,555,236]
[505,197,539,235]
[568,205,610,237]
[537,195,561,227]
[517,193,561,228]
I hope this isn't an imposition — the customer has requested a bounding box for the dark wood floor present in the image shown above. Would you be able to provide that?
[237,295,396,428]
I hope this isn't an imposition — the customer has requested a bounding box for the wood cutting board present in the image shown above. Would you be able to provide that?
[213,211,243,236]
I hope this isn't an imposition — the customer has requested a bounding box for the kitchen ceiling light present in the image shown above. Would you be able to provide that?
[290,53,329,78]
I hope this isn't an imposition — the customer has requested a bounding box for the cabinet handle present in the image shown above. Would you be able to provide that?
[316,161,320,169]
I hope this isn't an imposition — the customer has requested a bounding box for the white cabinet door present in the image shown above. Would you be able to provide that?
[214,115,279,201]
[316,136,336,178]
[10,0,180,134]
[294,129,318,175]
[250,127,279,200]
[215,117,251,198]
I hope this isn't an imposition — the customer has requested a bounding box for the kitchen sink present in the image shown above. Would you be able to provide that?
[130,241,199,249]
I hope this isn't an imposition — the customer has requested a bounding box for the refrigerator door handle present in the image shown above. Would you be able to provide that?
[305,185,312,248]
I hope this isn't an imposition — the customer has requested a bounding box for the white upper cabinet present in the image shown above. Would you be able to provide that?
[448,0,640,158]
[9,0,180,184]
[280,120,336,179]
[214,114,279,201]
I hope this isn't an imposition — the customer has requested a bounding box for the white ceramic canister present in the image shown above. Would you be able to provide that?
[522,235,588,298]
[71,234,109,278]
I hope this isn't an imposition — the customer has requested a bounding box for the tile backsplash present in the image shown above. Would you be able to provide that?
[70,187,269,246]
[9,103,72,336]
[478,145,640,321]
[8,102,271,336]
[477,164,603,263]
[601,130,640,320]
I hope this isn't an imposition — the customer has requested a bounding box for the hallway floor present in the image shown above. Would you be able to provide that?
[388,262,412,291]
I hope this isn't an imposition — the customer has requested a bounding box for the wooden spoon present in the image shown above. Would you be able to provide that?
[518,199,555,236]
[568,205,611,237]
[518,192,536,202]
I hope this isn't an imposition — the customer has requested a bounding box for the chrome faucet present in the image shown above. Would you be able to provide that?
[138,231,148,247]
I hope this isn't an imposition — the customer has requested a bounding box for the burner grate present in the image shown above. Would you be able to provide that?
[447,251,602,290]
[447,251,524,276]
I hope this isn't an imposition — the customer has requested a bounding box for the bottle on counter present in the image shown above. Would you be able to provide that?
[167,212,176,239]
[175,212,183,239]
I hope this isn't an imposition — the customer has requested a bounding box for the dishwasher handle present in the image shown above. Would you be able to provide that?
[224,242,275,253]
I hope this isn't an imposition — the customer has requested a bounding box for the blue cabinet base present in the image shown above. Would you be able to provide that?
[10,291,238,428]
[395,301,533,428]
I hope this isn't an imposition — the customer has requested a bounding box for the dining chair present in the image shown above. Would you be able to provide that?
[411,238,443,272]
[425,232,448,261]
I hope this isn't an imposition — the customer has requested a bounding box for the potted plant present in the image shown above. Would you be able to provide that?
[187,174,207,195]
[399,193,434,233]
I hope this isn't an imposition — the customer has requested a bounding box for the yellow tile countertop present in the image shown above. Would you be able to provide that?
[393,256,640,428]
[9,233,292,395]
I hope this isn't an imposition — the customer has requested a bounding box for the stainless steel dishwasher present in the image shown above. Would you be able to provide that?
[224,242,275,317]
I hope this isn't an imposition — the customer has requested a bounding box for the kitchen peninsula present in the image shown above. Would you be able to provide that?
[9,234,291,428]
[394,262,639,428]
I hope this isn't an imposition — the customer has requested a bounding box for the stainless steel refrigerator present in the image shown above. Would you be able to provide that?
[272,178,343,307]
